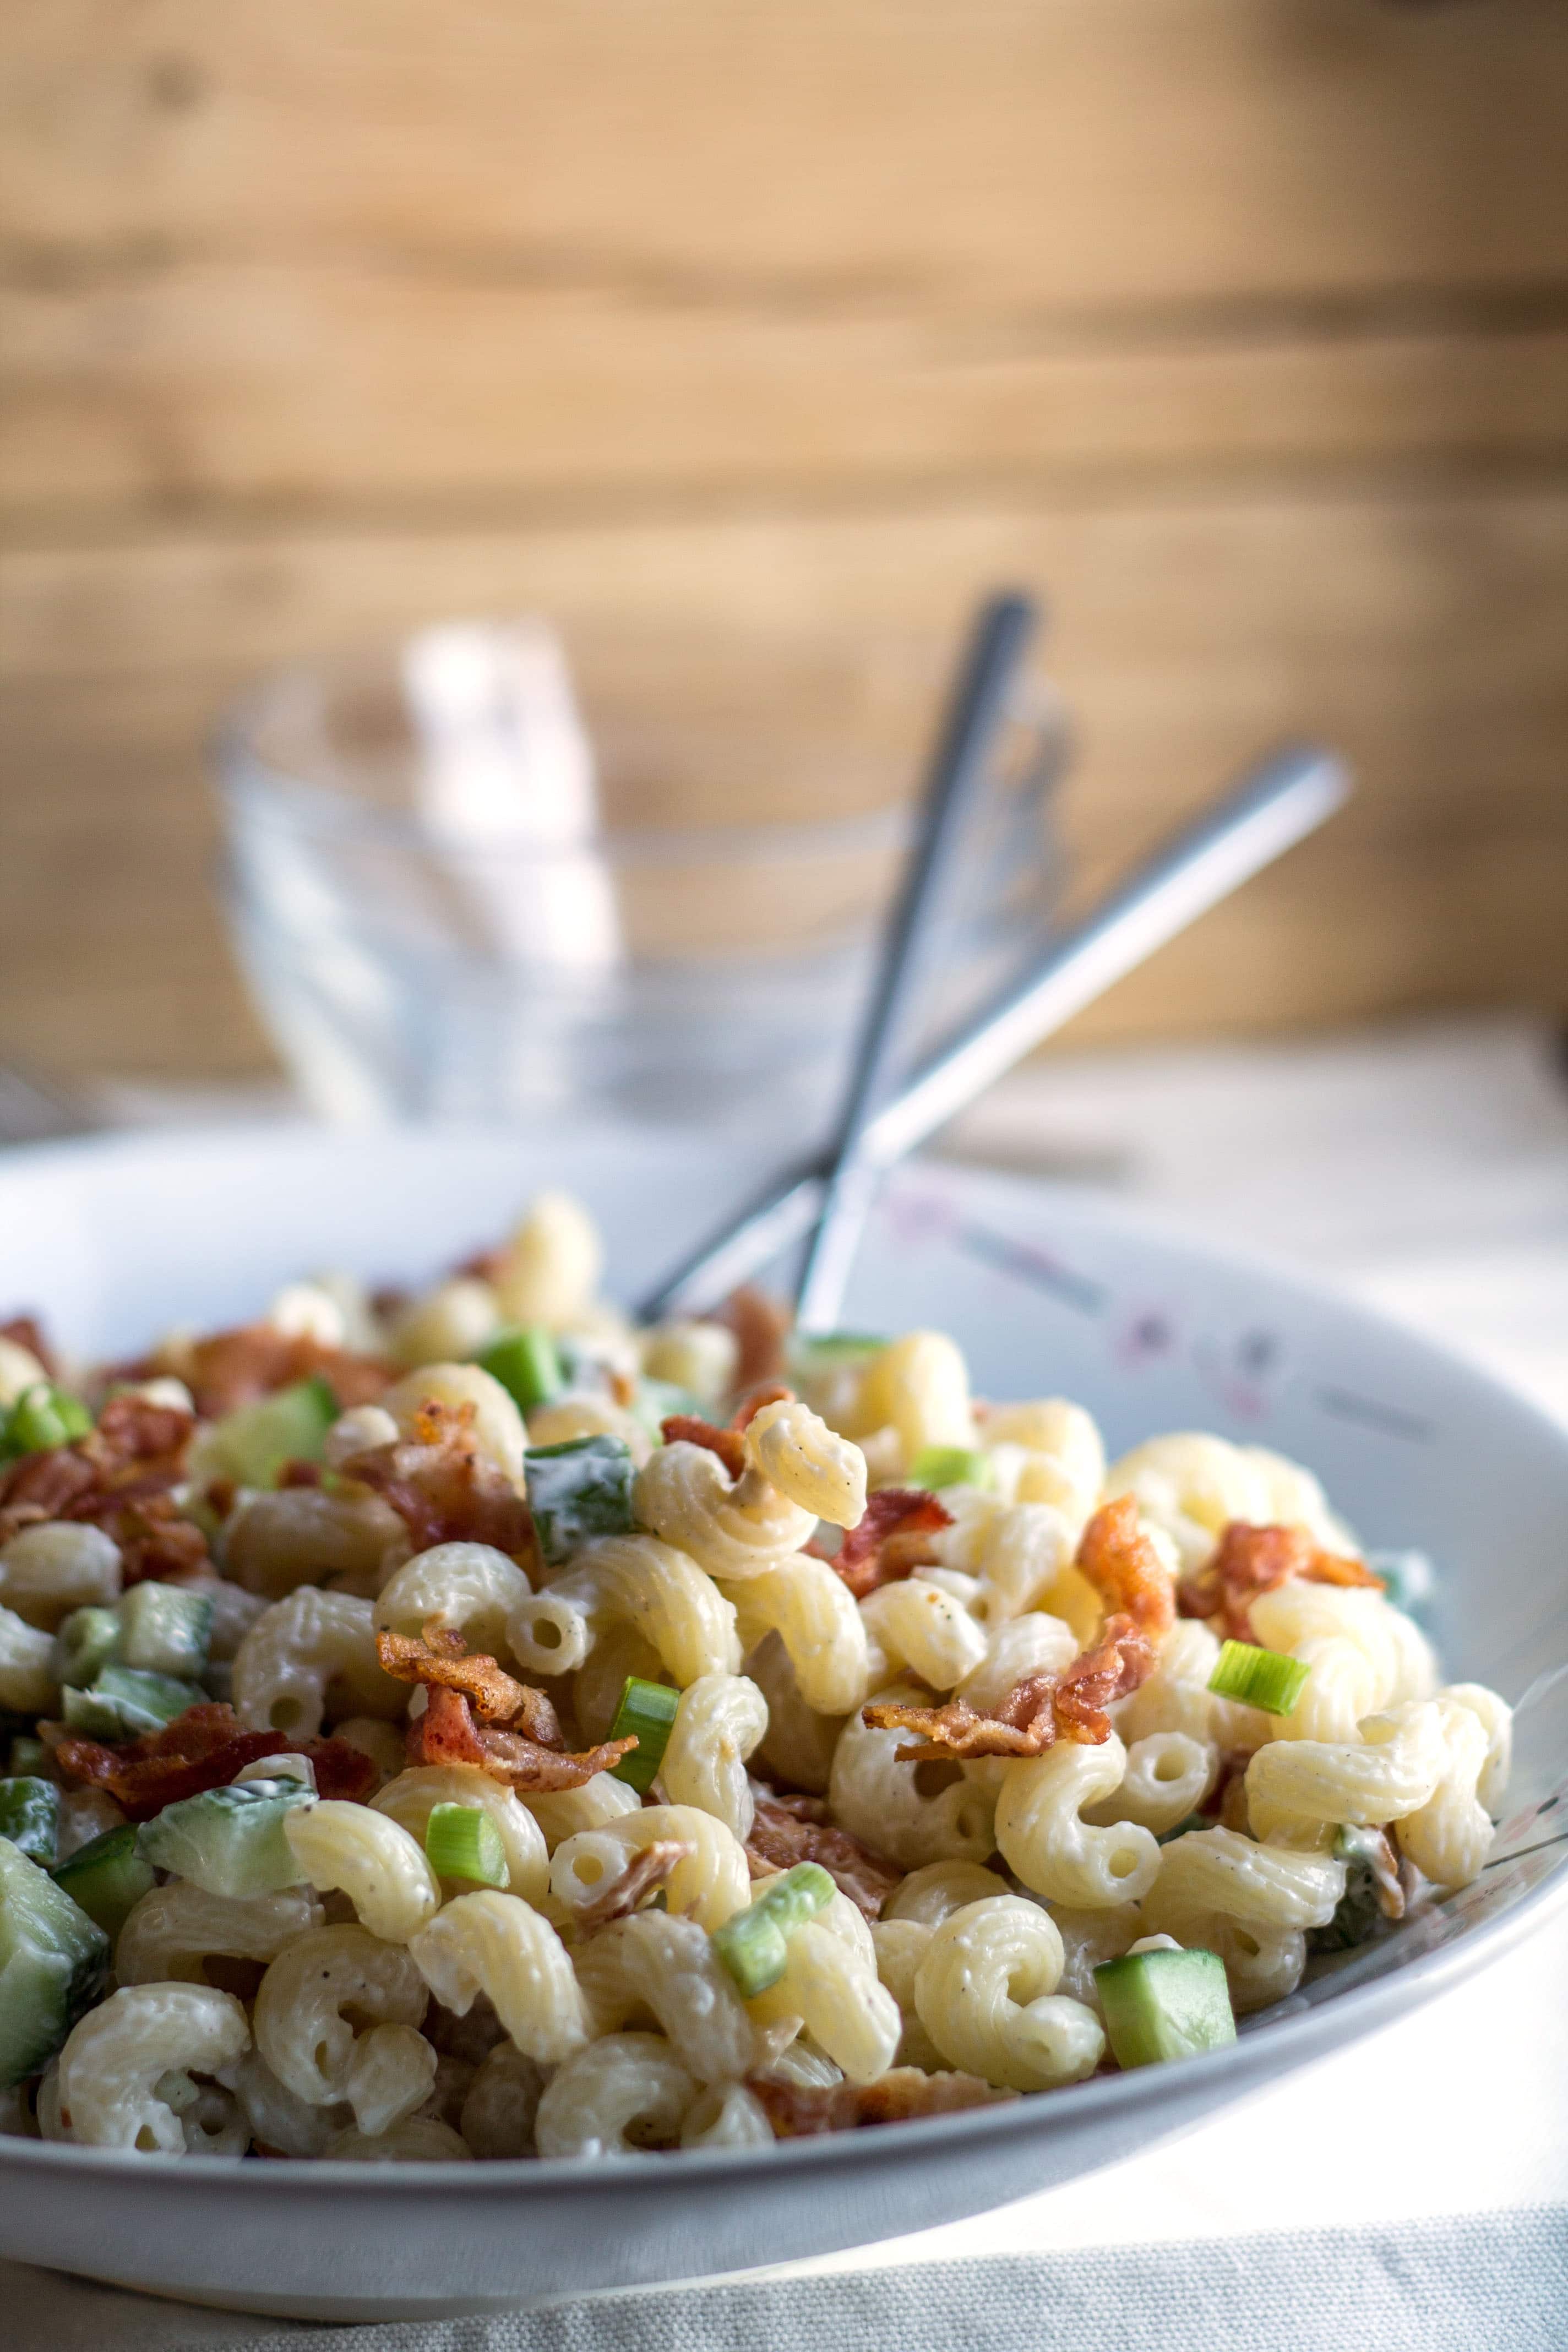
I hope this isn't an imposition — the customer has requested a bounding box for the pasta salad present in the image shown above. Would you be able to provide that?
[0,1191,1510,2160]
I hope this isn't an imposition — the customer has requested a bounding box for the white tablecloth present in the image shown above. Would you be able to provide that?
[10,1017,1568,2348]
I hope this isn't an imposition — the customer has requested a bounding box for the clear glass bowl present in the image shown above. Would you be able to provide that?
[215,617,1067,1133]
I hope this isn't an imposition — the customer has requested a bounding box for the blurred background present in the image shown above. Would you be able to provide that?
[3,0,1565,1098]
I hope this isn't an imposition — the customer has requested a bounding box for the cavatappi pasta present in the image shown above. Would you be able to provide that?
[0,1193,1512,2159]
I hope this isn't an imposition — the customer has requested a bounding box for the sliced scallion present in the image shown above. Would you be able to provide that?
[711,1862,836,2000]
[1206,1640,1310,1717]
[1094,1946,1237,2069]
[607,1676,679,1795]
[423,1802,508,1887]
[479,1326,563,1414]
[1,1384,92,1460]
[908,1444,994,1493]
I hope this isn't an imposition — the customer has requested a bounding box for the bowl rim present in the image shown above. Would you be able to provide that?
[0,1118,1564,2195]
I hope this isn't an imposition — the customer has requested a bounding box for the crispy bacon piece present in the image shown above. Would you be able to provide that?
[406,1683,634,1792]
[831,1488,954,1602]
[0,1314,56,1375]
[1178,1520,1383,1642]
[864,1610,1155,1762]
[744,1790,901,1921]
[0,1392,212,1579]
[575,1841,695,1930]
[376,1624,533,1726]
[182,1325,393,1419]
[749,2067,1012,2138]
[339,1401,535,1560]
[730,1384,793,1434]
[1076,1495,1175,1642]
[52,1701,377,1820]
[716,1285,791,1389]
[659,1414,745,1478]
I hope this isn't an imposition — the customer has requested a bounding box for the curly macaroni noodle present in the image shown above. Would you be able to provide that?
[508,1534,739,1684]
[859,1576,989,1693]
[374,1542,533,1657]
[1393,1695,1497,1887]
[59,1984,251,2154]
[842,1331,976,1469]
[1081,1732,1217,1836]
[660,1673,769,1841]
[829,1685,998,1871]
[493,1190,603,1331]
[633,1439,818,1580]
[283,1801,442,1944]
[371,1765,550,1906]
[0,1521,121,1629]
[254,1924,427,2106]
[742,1398,867,1529]
[534,2031,697,2158]
[407,1891,591,2063]
[381,1363,527,1488]
[232,1586,405,1738]
[1244,1701,1450,1844]
[913,1896,1104,2090]
[551,1804,752,1932]
[725,1556,872,1716]
[574,1911,758,2083]
[995,1734,1162,1907]
[744,1892,901,2084]
[117,1884,324,1987]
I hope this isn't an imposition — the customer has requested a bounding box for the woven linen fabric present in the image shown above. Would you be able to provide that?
[8,2211,1566,2352]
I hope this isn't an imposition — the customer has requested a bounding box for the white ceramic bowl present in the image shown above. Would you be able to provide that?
[1,1123,1564,2322]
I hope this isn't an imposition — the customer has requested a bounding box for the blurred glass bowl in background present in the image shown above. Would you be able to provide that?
[215,617,1066,1135]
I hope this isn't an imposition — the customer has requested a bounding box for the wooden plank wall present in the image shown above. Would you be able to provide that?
[2,0,1566,1082]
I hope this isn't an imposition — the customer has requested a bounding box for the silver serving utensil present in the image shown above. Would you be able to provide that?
[638,743,1349,1322]
[794,590,1038,1332]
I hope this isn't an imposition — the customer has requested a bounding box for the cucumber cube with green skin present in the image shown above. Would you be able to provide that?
[207,1374,339,1489]
[0,1778,59,1865]
[117,1582,214,1679]
[478,1326,563,1414]
[0,1835,110,2087]
[52,1823,155,1943]
[1094,1947,1237,2070]
[54,1605,122,1690]
[137,1777,315,1899]
[62,1664,206,1742]
[629,1379,706,1444]
[0,1384,93,1461]
[525,1434,636,1565]
[908,1444,995,1493]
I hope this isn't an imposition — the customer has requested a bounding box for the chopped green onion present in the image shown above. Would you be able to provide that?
[55,1605,122,1690]
[117,1582,213,1679]
[607,1676,679,1795]
[1206,1640,1310,1717]
[63,1664,206,1742]
[1,1383,92,1460]
[908,1444,994,1493]
[0,1778,59,1866]
[205,1375,338,1489]
[478,1326,563,1414]
[711,1862,836,2000]
[137,1777,315,1898]
[1094,1946,1237,2069]
[423,1803,507,1887]
[51,1824,155,1943]
[6,1736,47,1781]
[525,1433,636,1565]
[0,1836,110,2087]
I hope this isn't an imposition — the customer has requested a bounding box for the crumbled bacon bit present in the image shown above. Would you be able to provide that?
[1077,1495,1175,1643]
[659,1414,746,1479]
[52,1701,377,1819]
[1178,1520,1384,1642]
[730,1384,793,1433]
[749,2067,1013,2137]
[0,1314,56,1375]
[831,1488,954,1601]
[575,1841,694,1930]
[406,1683,634,1793]
[377,1624,533,1726]
[716,1286,791,1389]
[744,1790,901,1920]
[864,1610,1155,1761]
[339,1401,535,1561]
[182,1325,392,1419]
[0,1391,211,1578]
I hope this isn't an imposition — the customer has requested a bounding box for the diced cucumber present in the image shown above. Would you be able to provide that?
[136,1776,315,1898]
[629,1378,705,1444]
[55,1605,122,1690]
[0,1383,93,1461]
[908,1444,994,1493]
[478,1326,563,1413]
[117,1582,213,1679]
[1094,1947,1237,2070]
[787,1331,886,1368]
[0,1836,110,2087]
[63,1664,205,1741]
[52,1823,155,1942]
[0,1777,59,1865]
[1310,1825,1401,1954]
[524,1434,636,1565]
[205,1375,338,1489]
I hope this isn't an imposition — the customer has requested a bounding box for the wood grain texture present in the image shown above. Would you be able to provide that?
[2,0,1566,1080]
